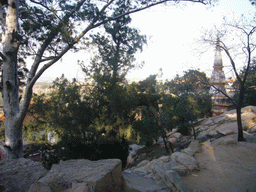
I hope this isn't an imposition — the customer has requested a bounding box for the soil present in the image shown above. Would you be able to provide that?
[127,135,256,192]
[182,139,256,192]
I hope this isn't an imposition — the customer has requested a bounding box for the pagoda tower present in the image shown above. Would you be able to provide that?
[210,39,233,116]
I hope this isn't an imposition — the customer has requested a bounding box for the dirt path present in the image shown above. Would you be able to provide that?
[182,139,256,192]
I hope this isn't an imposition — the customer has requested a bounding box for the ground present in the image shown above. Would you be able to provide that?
[182,136,256,192]
[127,134,256,192]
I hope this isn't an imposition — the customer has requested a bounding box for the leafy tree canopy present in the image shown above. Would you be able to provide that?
[165,69,210,96]
[233,59,256,106]
[24,75,96,143]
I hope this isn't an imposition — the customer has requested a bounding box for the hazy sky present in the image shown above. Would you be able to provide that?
[39,0,256,82]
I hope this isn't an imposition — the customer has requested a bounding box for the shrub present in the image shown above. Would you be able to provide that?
[42,136,129,169]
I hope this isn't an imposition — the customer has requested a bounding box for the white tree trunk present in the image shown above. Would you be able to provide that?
[1,0,23,158]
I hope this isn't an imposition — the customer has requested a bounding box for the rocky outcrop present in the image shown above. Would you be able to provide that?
[0,158,48,192]
[124,106,256,191]
[196,106,256,141]
[29,159,123,192]
[124,142,200,191]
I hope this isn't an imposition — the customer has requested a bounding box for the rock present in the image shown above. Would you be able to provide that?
[188,140,202,154]
[151,163,193,192]
[202,118,213,126]
[241,106,256,113]
[123,172,169,192]
[211,115,230,124]
[246,133,256,143]
[245,117,256,133]
[167,137,178,146]
[129,144,145,153]
[172,132,182,140]
[127,144,145,166]
[137,153,146,162]
[158,156,171,163]
[212,136,238,145]
[0,158,48,192]
[182,148,194,157]
[29,173,71,192]
[215,122,239,135]
[127,154,135,165]
[170,161,188,177]
[248,126,256,133]
[241,111,256,121]
[171,152,199,172]
[223,110,237,120]
[146,157,172,171]
[136,160,150,168]
[71,181,94,192]
[29,159,124,192]
[202,140,214,150]
[128,165,152,177]
[146,159,159,170]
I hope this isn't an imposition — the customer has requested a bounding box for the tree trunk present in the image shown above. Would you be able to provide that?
[236,107,245,141]
[1,0,23,158]
[236,81,246,142]
[161,130,170,153]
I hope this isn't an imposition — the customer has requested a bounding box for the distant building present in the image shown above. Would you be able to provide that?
[209,39,234,116]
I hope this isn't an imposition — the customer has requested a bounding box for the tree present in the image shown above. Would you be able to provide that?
[164,69,212,118]
[163,69,212,137]
[233,58,256,107]
[0,0,213,158]
[203,20,256,141]
[24,75,95,144]
[165,69,210,95]
[83,15,146,88]
[132,75,163,146]
[80,13,146,131]
[79,16,146,138]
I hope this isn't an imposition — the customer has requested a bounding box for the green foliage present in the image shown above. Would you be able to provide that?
[24,75,96,143]
[133,117,160,146]
[137,74,158,94]
[131,75,163,146]
[79,15,146,137]
[165,69,210,95]
[81,14,146,87]
[162,69,212,135]
[42,136,130,169]
[234,60,256,106]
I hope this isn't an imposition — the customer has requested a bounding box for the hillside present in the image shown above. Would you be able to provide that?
[125,106,256,191]
[1,106,256,191]
[183,138,256,191]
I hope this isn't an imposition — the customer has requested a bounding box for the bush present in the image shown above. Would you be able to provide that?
[177,123,191,136]
[43,136,130,169]
[132,117,160,146]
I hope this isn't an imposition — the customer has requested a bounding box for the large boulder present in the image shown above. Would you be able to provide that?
[29,159,124,192]
[0,158,48,192]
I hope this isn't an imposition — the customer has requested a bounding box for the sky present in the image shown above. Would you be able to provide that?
[39,0,256,82]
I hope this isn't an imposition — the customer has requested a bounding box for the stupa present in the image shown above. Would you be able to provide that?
[210,39,234,116]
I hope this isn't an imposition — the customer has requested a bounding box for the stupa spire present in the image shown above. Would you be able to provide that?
[210,38,234,116]
[214,38,223,67]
